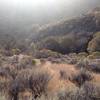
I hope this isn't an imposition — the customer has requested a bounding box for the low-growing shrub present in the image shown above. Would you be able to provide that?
[29,71,51,99]
[18,89,32,100]
[89,63,100,73]
[12,49,21,55]
[76,58,89,69]
[75,82,100,100]
[35,49,62,59]
[32,59,36,65]
[87,52,100,59]
[8,69,32,100]
[78,52,88,58]
[0,68,12,93]
[87,32,100,53]
[58,82,100,100]
[58,90,74,100]
[60,70,71,80]
[58,87,79,100]
[72,69,93,86]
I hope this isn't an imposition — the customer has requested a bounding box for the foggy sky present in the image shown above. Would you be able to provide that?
[0,0,100,35]
[0,0,100,20]
[0,0,100,23]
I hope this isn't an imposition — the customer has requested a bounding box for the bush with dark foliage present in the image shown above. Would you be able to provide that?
[72,69,93,86]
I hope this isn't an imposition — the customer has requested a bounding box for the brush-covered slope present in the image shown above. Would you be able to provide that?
[31,7,100,54]
[34,7,100,40]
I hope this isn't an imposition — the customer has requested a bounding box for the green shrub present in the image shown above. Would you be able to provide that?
[12,49,21,55]
[58,86,79,100]
[32,59,36,65]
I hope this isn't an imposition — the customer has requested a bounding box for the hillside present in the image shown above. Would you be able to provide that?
[33,7,100,40]
[0,7,100,100]
[0,0,100,36]
[31,7,100,54]
[0,7,100,55]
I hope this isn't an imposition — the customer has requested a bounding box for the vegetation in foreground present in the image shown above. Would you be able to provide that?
[0,7,100,100]
[0,50,100,100]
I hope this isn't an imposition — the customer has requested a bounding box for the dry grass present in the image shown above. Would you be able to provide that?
[0,54,100,100]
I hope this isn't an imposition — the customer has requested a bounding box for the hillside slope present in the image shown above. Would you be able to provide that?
[33,7,100,40]
[31,7,100,54]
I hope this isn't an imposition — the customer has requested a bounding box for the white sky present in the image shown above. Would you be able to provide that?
[0,0,100,24]
[0,0,78,8]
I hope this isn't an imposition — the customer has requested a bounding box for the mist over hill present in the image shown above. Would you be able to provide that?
[0,0,100,54]
[0,1,100,100]
[0,0,100,36]
[30,7,100,54]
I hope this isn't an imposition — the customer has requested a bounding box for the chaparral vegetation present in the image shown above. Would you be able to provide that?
[0,2,100,100]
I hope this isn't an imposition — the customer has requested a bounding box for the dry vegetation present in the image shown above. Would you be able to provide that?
[0,51,100,100]
[0,7,100,100]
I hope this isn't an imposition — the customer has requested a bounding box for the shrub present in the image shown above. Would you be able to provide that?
[37,94,58,100]
[58,82,100,100]
[3,66,18,79]
[58,87,78,100]
[58,90,74,100]
[8,80,20,100]
[0,68,12,93]
[18,89,32,100]
[35,49,61,59]
[92,51,100,56]
[38,37,62,53]
[0,58,2,66]
[89,61,100,73]
[60,70,71,80]
[78,52,88,57]
[76,82,100,100]
[8,69,32,100]
[87,55,96,59]
[87,52,100,59]
[0,34,16,52]
[87,32,100,52]
[72,69,93,86]
[76,58,89,69]
[31,59,42,66]
[68,53,78,64]
[15,55,34,70]
[12,48,21,55]
[8,69,51,100]
[29,71,51,99]
[69,58,78,64]
[32,59,36,65]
